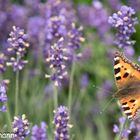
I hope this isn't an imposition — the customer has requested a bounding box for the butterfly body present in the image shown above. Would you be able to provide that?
[114,81,140,98]
[114,51,140,120]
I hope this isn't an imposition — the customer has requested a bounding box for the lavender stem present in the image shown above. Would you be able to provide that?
[54,84,58,109]
[68,61,75,114]
[15,70,19,116]
[5,103,12,131]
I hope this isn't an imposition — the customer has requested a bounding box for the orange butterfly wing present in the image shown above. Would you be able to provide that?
[114,51,140,89]
[119,92,140,120]
[114,51,140,120]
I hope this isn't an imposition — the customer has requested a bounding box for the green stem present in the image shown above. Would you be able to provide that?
[15,70,19,116]
[48,101,53,140]
[54,85,58,109]
[5,103,12,131]
[68,61,75,113]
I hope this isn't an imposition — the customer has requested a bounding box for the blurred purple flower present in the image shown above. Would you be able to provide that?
[81,47,92,61]
[9,4,28,27]
[77,4,90,25]
[129,0,140,11]
[0,11,7,29]
[0,11,9,43]
[129,121,136,130]
[0,80,9,112]
[108,6,138,49]
[27,16,45,59]
[53,106,72,140]
[78,1,109,36]
[108,0,121,10]
[138,56,140,62]
[0,0,9,10]
[134,119,140,132]
[96,80,113,100]
[27,16,45,44]
[134,136,140,140]
[124,46,135,59]
[31,122,48,140]
[6,26,29,71]
[44,83,61,99]
[24,0,40,11]
[80,74,89,89]
[12,114,30,139]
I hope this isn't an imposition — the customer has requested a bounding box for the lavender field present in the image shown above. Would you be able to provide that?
[0,0,140,140]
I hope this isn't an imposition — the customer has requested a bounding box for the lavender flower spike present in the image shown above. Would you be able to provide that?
[45,37,69,86]
[7,26,29,71]
[53,106,72,140]
[0,53,7,73]
[108,6,138,48]
[0,80,9,112]
[12,114,30,140]
[113,116,138,139]
[31,122,48,140]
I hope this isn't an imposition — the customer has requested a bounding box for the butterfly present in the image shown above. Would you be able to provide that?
[113,51,140,120]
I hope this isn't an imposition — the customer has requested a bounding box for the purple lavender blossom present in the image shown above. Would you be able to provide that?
[108,6,138,49]
[31,122,48,140]
[12,114,30,140]
[113,116,140,139]
[45,38,68,86]
[0,53,7,73]
[53,106,72,140]
[0,80,9,112]
[43,0,84,86]
[119,116,126,124]
[113,117,131,139]
[68,23,85,50]
[6,26,29,71]
[121,129,130,138]
[113,124,119,133]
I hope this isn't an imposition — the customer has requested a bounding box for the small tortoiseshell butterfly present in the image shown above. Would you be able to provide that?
[114,51,140,120]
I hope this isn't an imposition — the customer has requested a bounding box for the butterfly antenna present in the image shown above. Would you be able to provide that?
[92,84,114,95]
[92,84,116,114]
[99,98,115,114]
